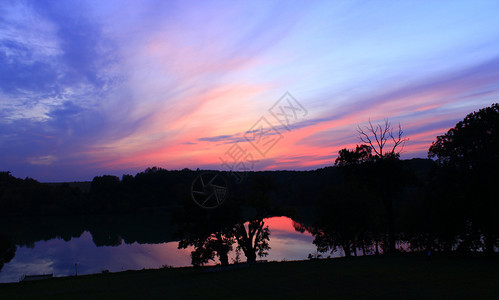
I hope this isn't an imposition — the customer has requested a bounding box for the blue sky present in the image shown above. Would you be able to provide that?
[1,0,499,181]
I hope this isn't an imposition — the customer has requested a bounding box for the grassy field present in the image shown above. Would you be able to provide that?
[1,255,498,299]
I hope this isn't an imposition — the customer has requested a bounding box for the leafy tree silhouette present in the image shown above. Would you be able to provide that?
[177,174,274,266]
[335,144,373,167]
[428,103,499,168]
[176,201,239,267]
[179,230,236,267]
[175,192,239,267]
[312,180,379,257]
[233,175,274,263]
[429,103,499,254]
[233,219,270,264]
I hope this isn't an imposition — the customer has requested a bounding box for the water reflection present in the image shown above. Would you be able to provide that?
[0,217,317,283]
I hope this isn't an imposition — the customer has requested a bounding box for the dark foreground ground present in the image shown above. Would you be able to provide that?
[1,255,498,299]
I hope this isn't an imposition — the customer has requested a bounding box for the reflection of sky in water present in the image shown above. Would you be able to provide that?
[0,217,319,283]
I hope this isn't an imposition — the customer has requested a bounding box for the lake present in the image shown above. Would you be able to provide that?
[0,216,324,283]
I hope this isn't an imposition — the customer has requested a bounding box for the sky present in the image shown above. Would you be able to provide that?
[1,0,499,182]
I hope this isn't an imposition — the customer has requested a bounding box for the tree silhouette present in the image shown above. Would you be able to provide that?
[357,119,408,159]
[335,144,373,166]
[428,103,499,168]
[429,103,499,254]
[232,175,273,263]
[175,194,240,267]
[176,174,274,267]
[178,230,235,266]
[312,180,380,257]
[233,219,270,263]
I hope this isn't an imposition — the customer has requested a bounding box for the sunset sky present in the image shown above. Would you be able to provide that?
[1,1,499,181]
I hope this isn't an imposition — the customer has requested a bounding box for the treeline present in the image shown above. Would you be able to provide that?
[0,165,337,217]
[0,172,85,216]
[309,103,498,256]
[0,168,199,215]
[309,157,498,257]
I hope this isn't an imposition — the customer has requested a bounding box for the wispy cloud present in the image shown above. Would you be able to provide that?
[28,155,57,166]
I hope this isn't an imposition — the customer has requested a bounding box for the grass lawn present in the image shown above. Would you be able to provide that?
[1,255,498,299]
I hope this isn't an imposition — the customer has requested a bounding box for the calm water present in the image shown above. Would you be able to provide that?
[0,216,321,283]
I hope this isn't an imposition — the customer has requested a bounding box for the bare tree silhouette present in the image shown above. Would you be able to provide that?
[357,119,408,159]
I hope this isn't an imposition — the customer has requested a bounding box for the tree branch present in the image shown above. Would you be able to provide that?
[357,119,408,158]
[358,120,382,157]
[389,123,409,155]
